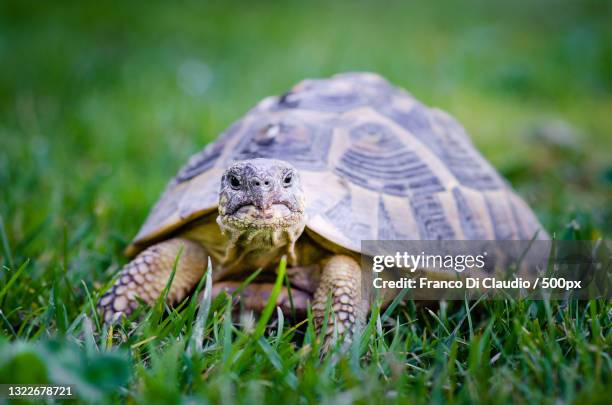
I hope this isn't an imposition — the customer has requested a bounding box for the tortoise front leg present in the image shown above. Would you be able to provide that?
[98,238,207,322]
[312,255,367,353]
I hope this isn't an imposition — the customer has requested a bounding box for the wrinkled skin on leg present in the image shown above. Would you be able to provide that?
[312,255,367,352]
[98,238,207,322]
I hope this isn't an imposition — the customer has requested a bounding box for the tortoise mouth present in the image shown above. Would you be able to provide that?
[236,203,293,218]
[226,201,299,216]
[221,203,304,229]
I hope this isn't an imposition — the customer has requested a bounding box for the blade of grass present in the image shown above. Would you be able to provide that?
[222,301,233,364]
[82,315,98,354]
[257,336,298,389]
[426,308,451,336]
[381,287,409,323]
[283,271,296,322]
[251,255,287,341]
[0,214,14,270]
[282,317,308,339]
[0,309,17,337]
[359,300,381,354]
[146,245,183,327]
[231,256,287,366]
[188,260,213,354]
[0,259,29,306]
[317,291,334,354]
[231,266,264,298]
[464,295,474,341]
[81,280,101,332]
[275,306,284,346]
[183,258,213,338]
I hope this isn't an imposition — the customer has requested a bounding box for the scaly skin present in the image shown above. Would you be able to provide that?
[99,158,367,352]
[312,255,366,352]
[98,238,207,322]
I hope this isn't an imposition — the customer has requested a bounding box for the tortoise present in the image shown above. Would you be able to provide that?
[98,72,547,349]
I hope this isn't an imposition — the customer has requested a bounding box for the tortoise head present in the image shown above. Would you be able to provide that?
[216,159,306,253]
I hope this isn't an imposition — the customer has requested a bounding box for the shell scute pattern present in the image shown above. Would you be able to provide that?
[409,193,457,240]
[333,122,445,196]
[276,73,393,113]
[378,100,504,191]
[377,197,410,240]
[229,112,333,171]
[485,193,517,240]
[323,194,373,240]
[451,187,489,240]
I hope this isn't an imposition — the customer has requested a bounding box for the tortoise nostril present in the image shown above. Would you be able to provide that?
[251,177,272,189]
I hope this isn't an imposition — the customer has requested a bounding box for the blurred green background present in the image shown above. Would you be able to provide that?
[0,1,611,402]
[1,0,611,257]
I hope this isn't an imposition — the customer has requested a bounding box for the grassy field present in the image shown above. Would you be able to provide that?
[0,0,610,403]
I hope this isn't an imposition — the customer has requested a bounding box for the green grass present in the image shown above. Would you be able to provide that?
[0,0,611,403]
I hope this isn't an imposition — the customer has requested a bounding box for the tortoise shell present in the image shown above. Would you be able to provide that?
[127,72,546,256]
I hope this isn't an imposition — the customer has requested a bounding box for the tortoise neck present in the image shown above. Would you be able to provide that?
[218,217,306,270]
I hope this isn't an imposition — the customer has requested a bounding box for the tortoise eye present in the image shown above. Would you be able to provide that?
[283,173,293,187]
[229,175,241,189]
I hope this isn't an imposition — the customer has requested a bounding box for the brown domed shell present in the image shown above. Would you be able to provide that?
[127,72,546,256]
